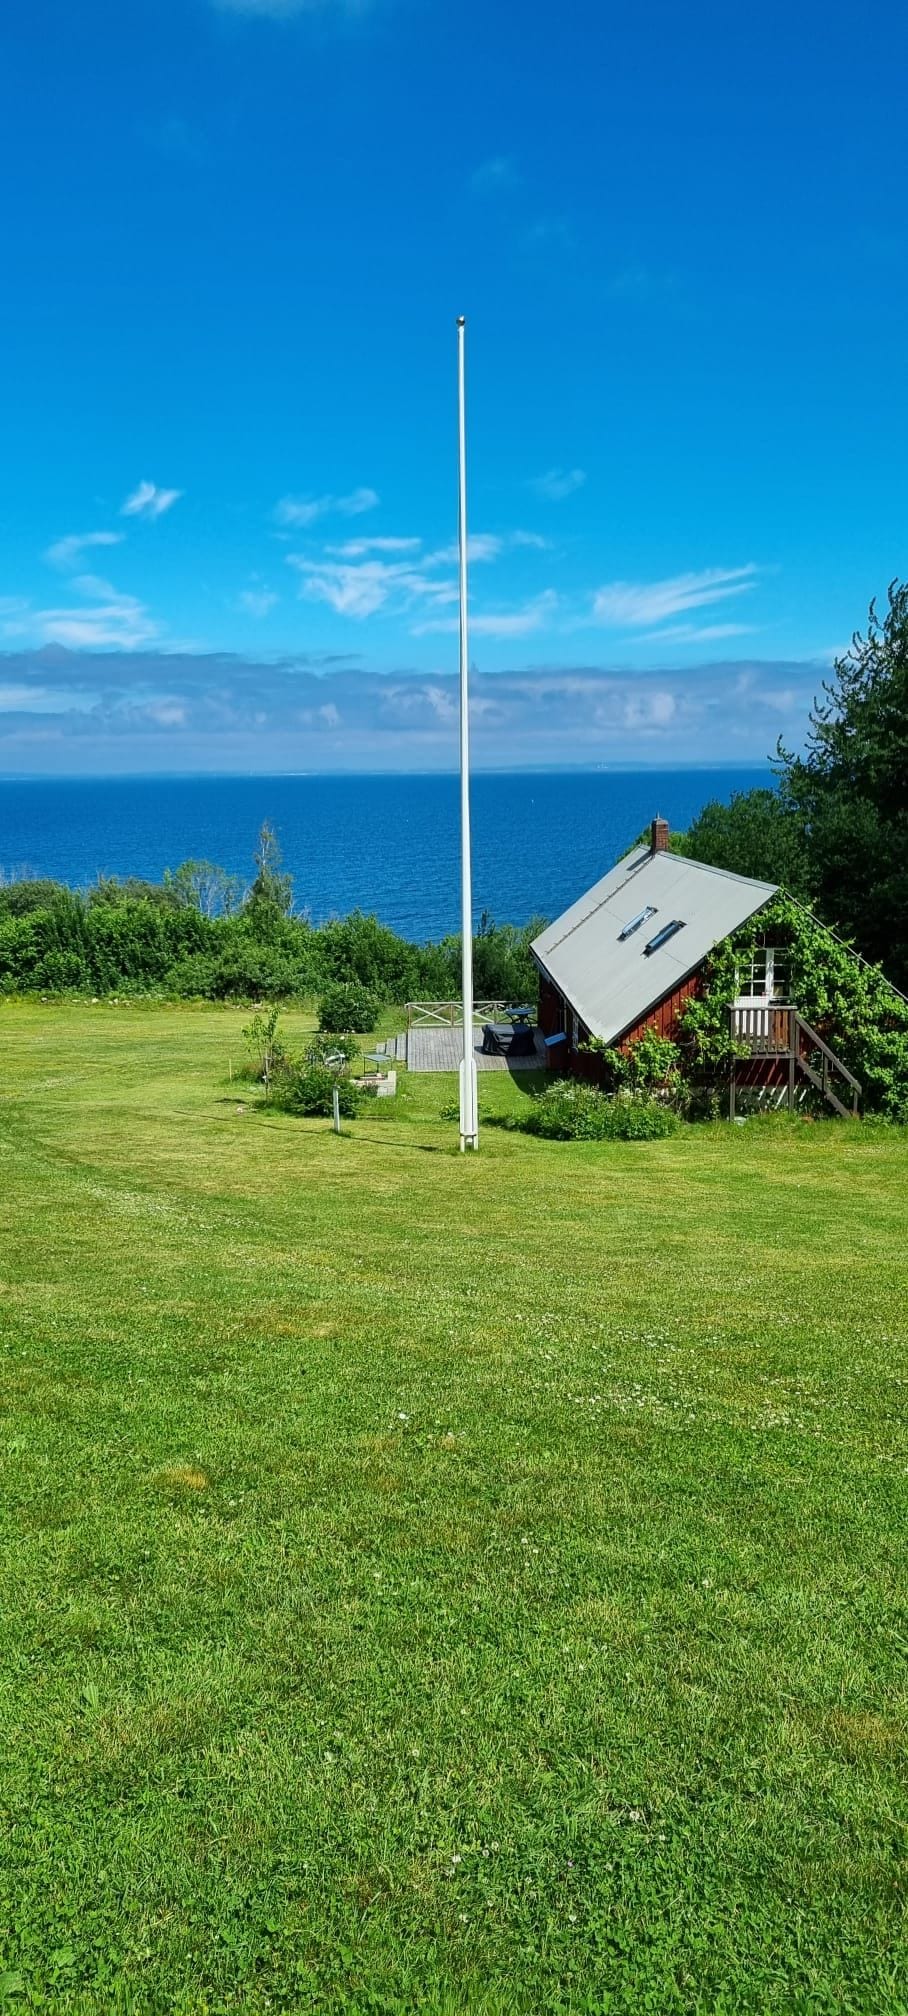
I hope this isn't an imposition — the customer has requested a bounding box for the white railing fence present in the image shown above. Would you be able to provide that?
[407,1000,516,1029]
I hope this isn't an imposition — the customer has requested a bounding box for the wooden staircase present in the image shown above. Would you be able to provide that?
[729,1005,861,1118]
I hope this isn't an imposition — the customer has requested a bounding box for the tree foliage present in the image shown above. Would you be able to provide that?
[777,580,908,988]
[682,789,810,895]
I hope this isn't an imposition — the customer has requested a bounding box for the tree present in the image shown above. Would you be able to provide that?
[246,822,294,922]
[778,581,908,988]
[682,788,809,895]
[164,859,245,917]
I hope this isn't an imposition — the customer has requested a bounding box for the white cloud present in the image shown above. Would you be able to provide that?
[38,596,157,649]
[36,571,158,648]
[635,621,756,644]
[412,590,558,639]
[290,554,455,619]
[425,533,503,567]
[45,531,124,572]
[592,566,760,629]
[122,481,182,521]
[287,530,507,621]
[531,467,586,501]
[622,690,677,728]
[326,536,421,558]
[143,701,187,727]
[238,588,279,618]
[274,487,379,528]
[511,530,551,550]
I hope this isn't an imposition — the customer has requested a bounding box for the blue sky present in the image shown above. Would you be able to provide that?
[1,0,906,772]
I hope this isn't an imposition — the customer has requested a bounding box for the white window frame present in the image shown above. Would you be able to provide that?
[735,946,788,1006]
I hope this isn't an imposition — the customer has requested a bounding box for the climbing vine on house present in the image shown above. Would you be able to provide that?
[680,894,908,1117]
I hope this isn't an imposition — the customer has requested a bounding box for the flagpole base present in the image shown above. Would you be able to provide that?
[459,1051,479,1153]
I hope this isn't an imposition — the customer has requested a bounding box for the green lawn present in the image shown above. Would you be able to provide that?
[1,1002,907,2014]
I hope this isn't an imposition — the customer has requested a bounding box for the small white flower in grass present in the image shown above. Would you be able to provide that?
[397,1412,409,1422]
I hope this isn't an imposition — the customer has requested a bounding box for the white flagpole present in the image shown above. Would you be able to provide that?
[457,314,479,1151]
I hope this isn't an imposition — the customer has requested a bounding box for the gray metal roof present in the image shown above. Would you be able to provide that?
[531,845,777,1045]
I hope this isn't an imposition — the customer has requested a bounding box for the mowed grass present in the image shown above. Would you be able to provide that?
[1,1002,907,2015]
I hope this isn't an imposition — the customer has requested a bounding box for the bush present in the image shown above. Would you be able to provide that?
[163,954,220,998]
[305,1032,361,1068]
[601,1091,681,1139]
[522,1080,679,1141]
[274,1062,361,1118]
[317,982,380,1033]
[32,949,92,992]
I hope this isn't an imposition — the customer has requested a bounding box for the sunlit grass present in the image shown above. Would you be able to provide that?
[0,1001,906,2012]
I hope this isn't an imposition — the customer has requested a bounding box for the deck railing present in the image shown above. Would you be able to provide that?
[731,1002,794,1054]
[729,1003,861,1116]
[407,1000,515,1029]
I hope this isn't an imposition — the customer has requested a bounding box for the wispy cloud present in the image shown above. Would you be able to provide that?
[275,487,379,529]
[238,588,279,618]
[45,531,124,572]
[636,621,755,644]
[531,467,586,501]
[592,566,759,629]
[412,591,559,639]
[122,481,183,521]
[326,536,421,558]
[425,534,503,566]
[290,555,455,619]
[39,576,158,649]
[288,530,505,619]
[471,155,520,194]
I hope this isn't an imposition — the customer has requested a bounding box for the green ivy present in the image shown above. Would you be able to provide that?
[584,1027,683,1097]
[681,894,908,1117]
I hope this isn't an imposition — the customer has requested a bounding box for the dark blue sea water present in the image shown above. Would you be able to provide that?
[0,769,768,941]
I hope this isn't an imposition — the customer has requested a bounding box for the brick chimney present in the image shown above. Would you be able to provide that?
[650,815,670,854]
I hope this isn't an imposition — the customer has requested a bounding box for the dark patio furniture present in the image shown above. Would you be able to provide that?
[508,1025,536,1057]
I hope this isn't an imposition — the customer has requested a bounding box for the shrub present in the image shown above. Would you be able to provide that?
[522,1080,679,1141]
[586,1028,683,1099]
[32,949,91,992]
[305,1032,361,1068]
[242,1004,287,1089]
[163,954,219,998]
[317,982,380,1033]
[274,1062,361,1118]
[601,1091,681,1139]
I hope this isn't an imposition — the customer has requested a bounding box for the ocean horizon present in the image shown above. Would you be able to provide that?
[0,766,770,941]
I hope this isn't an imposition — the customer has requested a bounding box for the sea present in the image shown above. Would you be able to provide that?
[0,768,768,942]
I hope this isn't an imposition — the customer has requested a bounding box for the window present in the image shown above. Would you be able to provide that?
[643,919,686,956]
[737,947,788,1001]
[618,905,657,941]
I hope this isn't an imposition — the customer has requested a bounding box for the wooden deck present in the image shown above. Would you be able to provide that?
[405,1026,547,1073]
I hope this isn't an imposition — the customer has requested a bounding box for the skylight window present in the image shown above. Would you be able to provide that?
[618,905,657,942]
[643,919,686,956]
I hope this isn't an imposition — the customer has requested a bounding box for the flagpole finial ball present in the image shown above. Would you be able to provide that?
[457,314,466,327]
